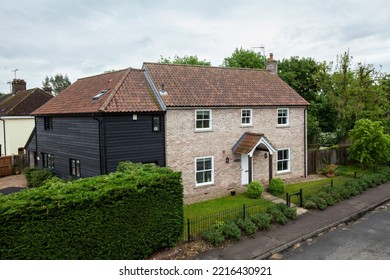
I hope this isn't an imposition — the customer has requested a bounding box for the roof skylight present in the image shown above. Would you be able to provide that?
[92,89,109,101]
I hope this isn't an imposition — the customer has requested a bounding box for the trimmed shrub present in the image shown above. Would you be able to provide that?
[23,168,55,188]
[202,228,225,246]
[309,195,328,210]
[275,203,297,220]
[1,162,183,260]
[318,191,335,206]
[267,208,288,225]
[251,212,271,230]
[326,188,342,203]
[268,178,285,196]
[303,199,317,209]
[245,181,263,199]
[236,218,257,236]
[337,186,351,200]
[220,220,241,241]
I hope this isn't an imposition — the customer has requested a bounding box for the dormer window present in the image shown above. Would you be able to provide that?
[92,89,109,101]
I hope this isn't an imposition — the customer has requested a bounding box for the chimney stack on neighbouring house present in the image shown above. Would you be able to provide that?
[265,53,278,75]
[11,79,27,94]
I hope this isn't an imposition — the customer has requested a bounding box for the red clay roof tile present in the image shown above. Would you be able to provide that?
[144,63,309,107]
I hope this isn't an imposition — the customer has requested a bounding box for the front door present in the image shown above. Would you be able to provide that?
[241,154,249,185]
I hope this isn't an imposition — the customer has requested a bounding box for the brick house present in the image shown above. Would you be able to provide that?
[143,54,309,203]
[28,54,309,203]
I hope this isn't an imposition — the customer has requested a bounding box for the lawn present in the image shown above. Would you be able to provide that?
[184,193,274,221]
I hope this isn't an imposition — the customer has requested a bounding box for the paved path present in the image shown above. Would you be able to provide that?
[194,181,390,260]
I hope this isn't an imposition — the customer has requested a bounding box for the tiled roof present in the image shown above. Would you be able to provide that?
[33,69,162,115]
[0,88,52,116]
[144,63,309,107]
[232,132,276,154]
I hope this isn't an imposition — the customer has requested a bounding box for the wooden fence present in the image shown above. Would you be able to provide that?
[308,146,351,175]
[0,148,26,177]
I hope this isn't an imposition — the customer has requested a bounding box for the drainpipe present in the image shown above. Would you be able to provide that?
[0,117,6,156]
[35,117,38,167]
[93,116,105,175]
[304,107,308,177]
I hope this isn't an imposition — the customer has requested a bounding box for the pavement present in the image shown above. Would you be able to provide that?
[193,181,390,260]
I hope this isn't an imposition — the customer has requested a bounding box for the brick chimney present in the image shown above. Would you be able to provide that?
[11,79,27,94]
[265,53,278,75]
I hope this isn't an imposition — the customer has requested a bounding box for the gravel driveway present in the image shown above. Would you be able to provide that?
[0,174,28,194]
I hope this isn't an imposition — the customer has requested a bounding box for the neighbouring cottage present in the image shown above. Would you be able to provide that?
[26,68,165,177]
[0,79,52,156]
[27,54,309,203]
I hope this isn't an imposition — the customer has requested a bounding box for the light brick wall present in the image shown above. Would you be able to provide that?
[165,107,307,204]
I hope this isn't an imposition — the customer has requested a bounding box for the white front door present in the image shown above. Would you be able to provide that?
[241,154,249,185]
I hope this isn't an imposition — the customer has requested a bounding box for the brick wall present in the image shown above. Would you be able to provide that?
[165,107,307,204]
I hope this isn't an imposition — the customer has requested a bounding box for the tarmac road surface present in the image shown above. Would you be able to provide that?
[278,201,390,260]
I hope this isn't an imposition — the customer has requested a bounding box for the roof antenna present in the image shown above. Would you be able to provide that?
[251,45,265,57]
[12,69,19,79]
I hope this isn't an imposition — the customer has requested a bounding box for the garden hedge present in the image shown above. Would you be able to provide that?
[0,162,183,259]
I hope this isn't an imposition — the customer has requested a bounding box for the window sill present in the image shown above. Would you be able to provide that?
[240,125,253,128]
[276,125,290,128]
[195,183,215,188]
[276,170,291,175]
[194,129,213,133]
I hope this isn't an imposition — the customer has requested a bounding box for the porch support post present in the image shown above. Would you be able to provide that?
[268,153,273,184]
[248,155,253,184]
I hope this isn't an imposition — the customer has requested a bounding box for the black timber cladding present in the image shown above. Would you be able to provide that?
[35,116,101,178]
[104,113,165,173]
[32,113,165,178]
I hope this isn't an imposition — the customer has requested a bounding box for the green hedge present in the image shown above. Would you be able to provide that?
[0,162,183,259]
[23,168,55,188]
[304,166,390,210]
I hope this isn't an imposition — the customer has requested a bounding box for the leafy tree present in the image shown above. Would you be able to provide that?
[42,74,71,95]
[278,56,323,102]
[222,47,266,69]
[348,119,390,168]
[158,55,211,66]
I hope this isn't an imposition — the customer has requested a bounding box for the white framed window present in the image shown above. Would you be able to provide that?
[241,109,252,126]
[70,159,81,177]
[42,153,55,170]
[195,156,214,186]
[195,110,212,131]
[277,148,290,172]
[277,108,289,126]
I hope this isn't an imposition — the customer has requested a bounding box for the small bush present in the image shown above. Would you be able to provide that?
[318,191,335,206]
[236,218,257,236]
[303,199,317,209]
[267,208,288,225]
[360,176,374,188]
[24,168,55,188]
[284,207,297,220]
[202,228,225,246]
[326,188,342,202]
[309,195,328,210]
[268,178,285,196]
[251,212,271,230]
[220,220,241,241]
[337,186,351,200]
[245,181,263,199]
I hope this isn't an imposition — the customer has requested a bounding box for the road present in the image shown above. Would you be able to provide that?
[277,201,390,260]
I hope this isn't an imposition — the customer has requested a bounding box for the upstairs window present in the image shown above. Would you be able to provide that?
[152,116,161,132]
[42,153,55,170]
[241,109,252,126]
[195,110,212,131]
[70,159,81,177]
[277,108,289,126]
[44,117,53,131]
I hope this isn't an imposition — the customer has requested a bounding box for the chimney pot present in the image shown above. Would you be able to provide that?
[269,53,274,60]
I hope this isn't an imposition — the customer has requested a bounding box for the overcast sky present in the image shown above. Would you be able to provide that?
[1,0,389,93]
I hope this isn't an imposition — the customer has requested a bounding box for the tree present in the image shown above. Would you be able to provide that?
[158,55,211,66]
[222,47,266,69]
[42,74,71,95]
[348,119,390,168]
[278,56,324,102]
